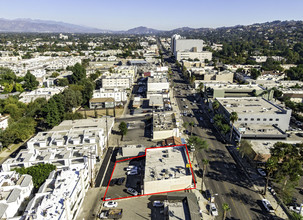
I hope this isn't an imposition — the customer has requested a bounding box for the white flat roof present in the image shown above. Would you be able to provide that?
[216,97,283,115]
[144,145,190,182]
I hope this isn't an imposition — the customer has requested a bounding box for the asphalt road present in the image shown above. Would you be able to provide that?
[172,70,272,219]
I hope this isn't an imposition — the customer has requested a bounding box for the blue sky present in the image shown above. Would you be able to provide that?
[1,0,303,30]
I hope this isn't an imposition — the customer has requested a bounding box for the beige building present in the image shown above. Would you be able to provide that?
[152,112,179,140]
[143,145,193,194]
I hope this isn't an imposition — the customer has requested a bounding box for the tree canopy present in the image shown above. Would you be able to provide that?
[14,164,56,189]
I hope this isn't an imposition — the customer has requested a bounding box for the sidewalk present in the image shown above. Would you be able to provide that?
[189,152,214,220]
[231,146,289,219]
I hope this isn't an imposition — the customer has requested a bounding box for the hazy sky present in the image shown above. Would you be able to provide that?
[1,0,303,30]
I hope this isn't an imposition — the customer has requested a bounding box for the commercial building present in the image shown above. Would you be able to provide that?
[215,97,291,139]
[171,35,204,56]
[2,118,114,172]
[176,51,212,62]
[193,69,234,83]
[0,171,33,219]
[163,193,201,220]
[143,145,193,194]
[202,83,267,100]
[147,77,169,92]
[152,112,179,140]
[24,165,89,220]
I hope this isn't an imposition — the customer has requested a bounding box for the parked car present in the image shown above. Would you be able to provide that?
[126,165,137,171]
[153,201,164,207]
[117,177,125,185]
[210,203,218,216]
[104,201,118,208]
[205,190,211,201]
[127,188,138,196]
[262,199,274,212]
[98,210,109,219]
[109,178,118,186]
[127,170,138,175]
[257,168,267,177]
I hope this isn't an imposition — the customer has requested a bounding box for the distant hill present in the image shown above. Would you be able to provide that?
[0,18,302,35]
[122,26,163,34]
[0,18,111,33]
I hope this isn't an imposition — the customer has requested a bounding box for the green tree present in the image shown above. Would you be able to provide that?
[69,63,86,84]
[3,83,14,93]
[189,121,195,136]
[212,100,220,112]
[51,72,59,78]
[14,83,24,92]
[23,71,39,91]
[229,112,238,142]
[250,68,261,80]
[3,103,24,121]
[62,88,82,111]
[187,136,208,163]
[198,82,204,94]
[119,121,128,141]
[14,164,56,189]
[222,203,231,220]
[44,98,61,128]
[270,142,303,192]
[183,122,189,131]
[237,140,254,159]
[57,78,69,87]
[264,158,278,196]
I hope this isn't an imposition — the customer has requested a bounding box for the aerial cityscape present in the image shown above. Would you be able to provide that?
[0,1,303,220]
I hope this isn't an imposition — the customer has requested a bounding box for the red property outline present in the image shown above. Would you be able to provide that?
[103,144,196,201]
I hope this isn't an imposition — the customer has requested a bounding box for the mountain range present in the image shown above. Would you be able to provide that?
[0,18,302,34]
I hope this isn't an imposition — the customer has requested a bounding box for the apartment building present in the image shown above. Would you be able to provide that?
[0,171,33,219]
[2,118,114,172]
[92,88,128,103]
[19,87,65,104]
[24,165,89,220]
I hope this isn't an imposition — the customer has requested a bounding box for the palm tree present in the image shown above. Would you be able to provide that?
[201,159,209,191]
[222,203,231,220]
[183,122,189,133]
[229,112,238,142]
[189,121,195,136]
[212,100,220,112]
[198,82,204,94]
[264,158,277,196]
[187,136,208,164]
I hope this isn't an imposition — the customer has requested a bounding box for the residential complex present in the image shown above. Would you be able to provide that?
[2,118,114,172]
[24,165,89,220]
[0,171,33,219]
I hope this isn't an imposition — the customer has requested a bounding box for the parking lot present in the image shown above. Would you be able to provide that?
[104,156,145,199]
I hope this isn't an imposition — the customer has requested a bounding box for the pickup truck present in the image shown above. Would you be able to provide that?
[98,209,123,219]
